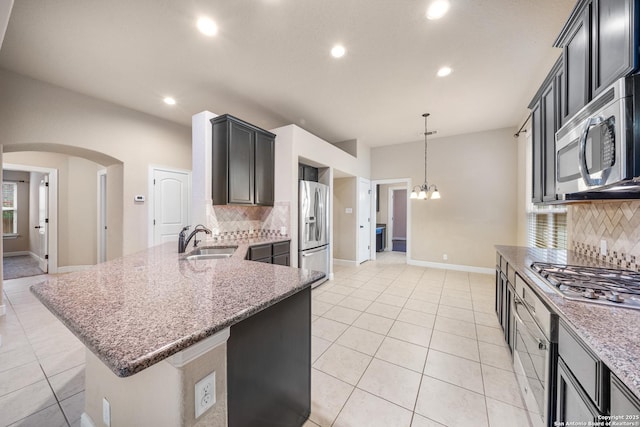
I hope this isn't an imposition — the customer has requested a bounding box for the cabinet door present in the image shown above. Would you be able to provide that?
[504,283,513,351]
[531,101,543,204]
[564,7,590,120]
[557,358,600,424]
[542,83,557,202]
[254,132,275,206]
[611,374,640,417]
[593,0,634,95]
[228,121,255,205]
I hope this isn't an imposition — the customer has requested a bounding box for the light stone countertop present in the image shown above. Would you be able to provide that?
[496,245,640,399]
[31,238,323,377]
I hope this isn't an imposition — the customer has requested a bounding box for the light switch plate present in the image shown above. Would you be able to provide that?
[345,208,353,214]
[102,397,111,426]
[195,371,216,418]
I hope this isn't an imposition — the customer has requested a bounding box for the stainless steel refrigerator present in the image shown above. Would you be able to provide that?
[299,180,329,286]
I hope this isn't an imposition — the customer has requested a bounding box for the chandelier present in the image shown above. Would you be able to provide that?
[410,113,441,200]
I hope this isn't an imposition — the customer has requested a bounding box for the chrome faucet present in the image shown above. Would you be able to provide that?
[178,225,212,253]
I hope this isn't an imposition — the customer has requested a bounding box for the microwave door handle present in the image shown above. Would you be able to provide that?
[578,116,604,187]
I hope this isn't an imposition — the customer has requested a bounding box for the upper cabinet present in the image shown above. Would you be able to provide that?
[530,0,638,205]
[592,0,636,95]
[530,57,564,204]
[211,114,276,206]
[554,0,637,121]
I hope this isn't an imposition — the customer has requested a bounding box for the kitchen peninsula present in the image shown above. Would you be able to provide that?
[31,239,324,427]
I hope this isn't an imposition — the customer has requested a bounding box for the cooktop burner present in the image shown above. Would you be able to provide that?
[530,262,640,310]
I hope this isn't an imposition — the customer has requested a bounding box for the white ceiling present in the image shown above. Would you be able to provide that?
[0,0,575,147]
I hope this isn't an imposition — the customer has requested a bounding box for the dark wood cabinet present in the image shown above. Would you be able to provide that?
[228,287,311,427]
[531,101,543,204]
[592,0,636,96]
[247,241,290,266]
[530,57,562,204]
[255,131,275,206]
[298,164,319,182]
[211,114,275,206]
[611,374,640,417]
[563,5,591,120]
[494,256,514,352]
[557,358,601,424]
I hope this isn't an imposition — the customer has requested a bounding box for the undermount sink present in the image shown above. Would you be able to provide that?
[184,246,237,260]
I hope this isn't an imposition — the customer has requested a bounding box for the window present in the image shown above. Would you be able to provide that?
[527,210,567,249]
[3,182,17,235]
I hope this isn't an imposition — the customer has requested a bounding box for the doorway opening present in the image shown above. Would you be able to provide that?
[2,164,58,279]
[357,177,371,264]
[372,178,411,263]
[390,187,408,252]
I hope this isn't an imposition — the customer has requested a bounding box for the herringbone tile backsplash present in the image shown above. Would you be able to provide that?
[569,201,640,269]
[204,201,290,238]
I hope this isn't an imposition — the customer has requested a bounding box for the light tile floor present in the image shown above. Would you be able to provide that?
[306,252,534,427]
[0,252,534,427]
[0,275,85,427]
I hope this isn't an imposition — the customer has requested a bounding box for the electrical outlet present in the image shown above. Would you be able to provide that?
[102,397,111,427]
[195,371,216,418]
[600,239,608,256]
[443,254,448,261]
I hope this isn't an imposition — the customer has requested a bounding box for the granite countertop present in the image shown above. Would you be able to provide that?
[496,245,640,399]
[31,238,323,378]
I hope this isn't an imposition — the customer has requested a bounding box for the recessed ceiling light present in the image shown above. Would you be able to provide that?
[163,97,176,105]
[427,0,450,20]
[331,45,346,58]
[437,66,453,77]
[197,16,218,36]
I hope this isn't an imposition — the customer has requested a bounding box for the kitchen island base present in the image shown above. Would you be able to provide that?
[83,333,228,427]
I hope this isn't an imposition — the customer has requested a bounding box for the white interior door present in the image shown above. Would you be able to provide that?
[153,169,190,245]
[358,177,371,264]
[38,176,48,273]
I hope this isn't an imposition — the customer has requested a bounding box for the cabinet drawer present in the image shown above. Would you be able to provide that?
[559,321,602,408]
[507,266,516,284]
[249,244,272,261]
[273,254,290,266]
[273,241,290,256]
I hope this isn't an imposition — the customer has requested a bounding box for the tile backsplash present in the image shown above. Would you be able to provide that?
[569,200,640,269]
[205,201,290,238]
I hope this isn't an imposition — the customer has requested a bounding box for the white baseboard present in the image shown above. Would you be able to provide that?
[408,259,494,275]
[3,251,30,258]
[57,265,94,274]
[333,258,358,266]
[81,413,96,427]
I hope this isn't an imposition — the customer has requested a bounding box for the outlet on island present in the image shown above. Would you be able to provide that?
[195,371,216,418]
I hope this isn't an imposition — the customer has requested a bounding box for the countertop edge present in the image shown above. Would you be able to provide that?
[495,245,640,399]
[30,239,323,378]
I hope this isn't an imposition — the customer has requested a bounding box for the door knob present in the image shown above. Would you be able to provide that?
[360,225,364,228]
[34,226,42,229]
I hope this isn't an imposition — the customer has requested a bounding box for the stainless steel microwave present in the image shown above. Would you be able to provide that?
[555,76,640,198]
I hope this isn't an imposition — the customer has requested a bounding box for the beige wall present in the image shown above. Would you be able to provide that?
[376,184,390,225]
[0,68,191,257]
[5,152,101,267]
[516,119,531,246]
[371,128,518,269]
[333,177,357,261]
[2,170,30,253]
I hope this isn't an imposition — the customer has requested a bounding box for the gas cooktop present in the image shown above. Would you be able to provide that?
[530,262,640,310]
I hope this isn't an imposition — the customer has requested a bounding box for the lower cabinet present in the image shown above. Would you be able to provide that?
[611,374,640,417]
[557,358,601,424]
[247,241,290,266]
